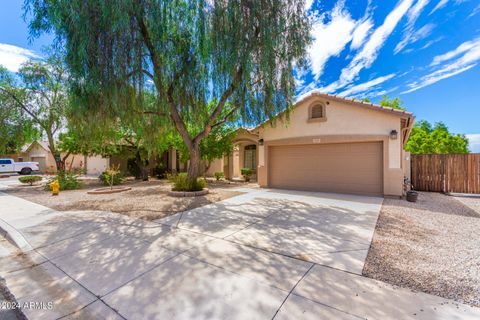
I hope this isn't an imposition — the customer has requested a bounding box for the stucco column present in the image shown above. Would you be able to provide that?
[258,145,265,166]
[227,153,234,180]
[168,148,177,172]
[257,144,267,187]
[233,145,240,178]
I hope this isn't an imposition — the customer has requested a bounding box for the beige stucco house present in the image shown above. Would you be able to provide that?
[10,141,109,175]
[210,92,414,197]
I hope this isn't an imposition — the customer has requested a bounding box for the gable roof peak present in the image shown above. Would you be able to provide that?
[296,90,413,118]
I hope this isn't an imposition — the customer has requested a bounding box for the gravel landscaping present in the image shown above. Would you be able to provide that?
[3,178,243,220]
[364,192,480,307]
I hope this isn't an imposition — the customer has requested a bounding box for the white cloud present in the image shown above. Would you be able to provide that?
[369,85,400,97]
[351,18,374,50]
[419,36,444,50]
[431,37,480,66]
[406,0,430,24]
[304,0,314,11]
[403,37,480,93]
[338,73,396,97]
[429,0,449,15]
[322,0,414,93]
[467,4,480,19]
[466,134,480,153]
[430,0,470,15]
[0,43,39,72]
[395,0,431,54]
[402,65,475,93]
[307,1,357,80]
[407,23,435,44]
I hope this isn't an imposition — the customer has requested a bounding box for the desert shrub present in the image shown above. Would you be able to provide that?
[168,172,206,191]
[99,170,124,186]
[18,175,42,186]
[45,171,82,191]
[214,172,224,181]
[241,168,253,182]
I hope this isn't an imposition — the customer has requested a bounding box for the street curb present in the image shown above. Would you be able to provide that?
[0,217,33,252]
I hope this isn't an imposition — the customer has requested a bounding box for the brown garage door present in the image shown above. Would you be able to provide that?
[268,142,383,195]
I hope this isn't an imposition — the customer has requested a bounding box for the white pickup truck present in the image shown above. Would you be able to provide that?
[0,158,40,175]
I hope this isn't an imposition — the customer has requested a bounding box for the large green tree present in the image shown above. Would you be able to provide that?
[0,54,69,169]
[406,120,469,154]
[0,67,40,154]
[26,0,311,184]
[379,95,405,110]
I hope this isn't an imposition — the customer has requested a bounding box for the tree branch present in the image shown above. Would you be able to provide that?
[135,5,163,94]
[167,74,193,148]
[124,69,154,81]
[0,86,45,129]
[142,110,166,117]
[194,66,243,143]
[211,104,241,129]
[123,136,136,147]
[62,152,71,162]
[142,69,154,80]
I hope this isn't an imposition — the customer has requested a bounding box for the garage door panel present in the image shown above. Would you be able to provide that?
[31,157,47,172]
[268,142,383,195]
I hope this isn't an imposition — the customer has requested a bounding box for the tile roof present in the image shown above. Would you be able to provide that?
[295,90,414,118]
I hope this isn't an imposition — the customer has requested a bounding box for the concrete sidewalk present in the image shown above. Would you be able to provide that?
[1,189,480,319]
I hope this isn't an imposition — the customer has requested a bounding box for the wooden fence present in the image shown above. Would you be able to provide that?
[411,154,480,194]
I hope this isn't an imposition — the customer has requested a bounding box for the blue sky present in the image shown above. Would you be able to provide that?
[0,0,479,151]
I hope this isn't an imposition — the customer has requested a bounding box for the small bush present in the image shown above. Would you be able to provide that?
[99,170,124,186]
[45,171,82,191]
[241,168,253,182]
[214,172,225,181]
[168,172,206,191]
[19,175,42,186]
[154,163,167,179]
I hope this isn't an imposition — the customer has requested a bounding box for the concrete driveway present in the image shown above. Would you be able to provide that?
[1,188,479,319]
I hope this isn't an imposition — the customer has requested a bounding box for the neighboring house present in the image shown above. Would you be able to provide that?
[109,147,185,176]
[5,141,109,175]
[211,92,414,197]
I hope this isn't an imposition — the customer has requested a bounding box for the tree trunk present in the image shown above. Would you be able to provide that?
[187,143,201,183]
[46,133,64,172]
[54,153,65,172]
[135,151,149,181]
[204,161,212,177]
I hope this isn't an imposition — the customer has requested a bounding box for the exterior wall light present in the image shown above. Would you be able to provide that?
[258,139,264,146]
[390,130,398,140]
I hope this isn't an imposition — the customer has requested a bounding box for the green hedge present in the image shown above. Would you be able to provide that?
[168,172,206,191]
[18,175,42,186]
